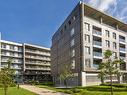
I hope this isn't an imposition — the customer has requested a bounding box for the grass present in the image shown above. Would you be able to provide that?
[36,84,127,95]
[36,85,70,92]
[0,87,37,95]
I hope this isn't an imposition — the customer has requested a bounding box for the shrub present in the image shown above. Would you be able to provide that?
[39,82,54,86]
[63,90,73,94]
[10,82,16,87]
[71,88,83,93]
[101,83,127,88]
[28,80,39,85]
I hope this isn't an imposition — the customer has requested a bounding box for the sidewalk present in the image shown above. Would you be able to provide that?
[20,85,70,95]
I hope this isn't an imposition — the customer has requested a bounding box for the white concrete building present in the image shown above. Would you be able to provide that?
[0,40,51,83]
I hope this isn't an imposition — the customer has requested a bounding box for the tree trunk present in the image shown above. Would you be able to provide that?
[4,87,7,95]
[101,76,104,84]
[110,75,113,95]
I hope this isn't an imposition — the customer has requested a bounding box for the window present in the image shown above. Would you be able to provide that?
[93,26,102,35]
[68,20,71,26]
[10,45,14,50]
[105,40,110,47]
[85,34,90,43]
[70,28,74,36]
[113,32,116,39]
[105,30,110,37]
[85,23,90,31]
[70,39,74,47]
[71,49,75,57]
[113,52,117,59]
[64,25,67,30]
[18,47,22,52]
[113,42,117,49]
[2,44,6,49]
[10,52,14,56]
[85,46,90,54]
[71,59,75,69]
[85,59,91,68]
[2,51,6,55]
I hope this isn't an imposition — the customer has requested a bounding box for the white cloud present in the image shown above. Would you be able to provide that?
[87,0,116,11]
[85,0,127,23]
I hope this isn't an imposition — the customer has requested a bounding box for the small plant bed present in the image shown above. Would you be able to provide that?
[0,87,37,95]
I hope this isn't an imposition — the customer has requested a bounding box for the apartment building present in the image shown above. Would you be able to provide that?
[0,40,51,83]
[1,40,23,83]
[23,44,51,82]
[51,2,127,86]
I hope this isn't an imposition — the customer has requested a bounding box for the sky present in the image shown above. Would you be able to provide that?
[0,0,127,48]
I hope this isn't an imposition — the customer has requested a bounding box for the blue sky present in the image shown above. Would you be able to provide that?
[0,0,127,48]
[0,0,79,48]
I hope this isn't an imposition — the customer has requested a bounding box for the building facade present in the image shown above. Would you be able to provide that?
[1,40,23,83]
[0,40,51,83]
[23,43,51,82]
[51,2,127,86]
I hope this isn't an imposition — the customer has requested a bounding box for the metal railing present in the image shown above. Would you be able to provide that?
[93,52,102,57]
[93,30,102,36]
[119,38,125,43]
[120,48,126,52]
[93,41,102,46]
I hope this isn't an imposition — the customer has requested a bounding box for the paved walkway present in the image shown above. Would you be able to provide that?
[20,85,70,95]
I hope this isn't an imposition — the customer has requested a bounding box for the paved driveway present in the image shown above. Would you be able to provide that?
[20,85,70,95]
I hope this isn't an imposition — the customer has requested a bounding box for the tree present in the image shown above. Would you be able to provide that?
[59,64,73,88]
[98,63,105,84]
[0,58,15,95]
[98,50,122,95]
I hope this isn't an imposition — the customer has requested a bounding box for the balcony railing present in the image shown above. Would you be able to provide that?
[119,48,126,52]
[120,57,126,60]
[93,41,102,46]
[93,30,102,36]
[93,52,102,57]
[93,63,99,69]
[119,38,125,43]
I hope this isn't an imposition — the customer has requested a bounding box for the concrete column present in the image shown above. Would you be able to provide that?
[116,24,118,30]
[100,17,103,24]
[81,72,86,86]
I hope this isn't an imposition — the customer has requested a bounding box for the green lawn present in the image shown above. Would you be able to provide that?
[36,85,127,95]
[0,87,37,95]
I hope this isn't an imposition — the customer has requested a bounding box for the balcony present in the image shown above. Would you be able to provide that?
[119,48,126,53]
[93,52,102,59]
[25,62,50,66]
[25,49,50,56]
[93,41,102,48]
[25,67,51,71]
[119,38,126,44]
[93,63,99,69]
[93,30,102,36]
[25,56,51,61]
[120,57,126,61]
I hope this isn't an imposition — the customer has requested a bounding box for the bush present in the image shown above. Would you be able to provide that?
[39,82,54,86]
[63,90,73,94]
[84,86,112,92]
[71,88,83,93]
[0,84,2,87]
[28,80,39,85]
[101,83,127,88]
[73,90,122,95]
[10,82,16,87]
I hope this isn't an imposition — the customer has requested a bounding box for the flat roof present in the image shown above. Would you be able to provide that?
[24,43,50,50]
[1,40,23,46]
[83,2,127,32]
